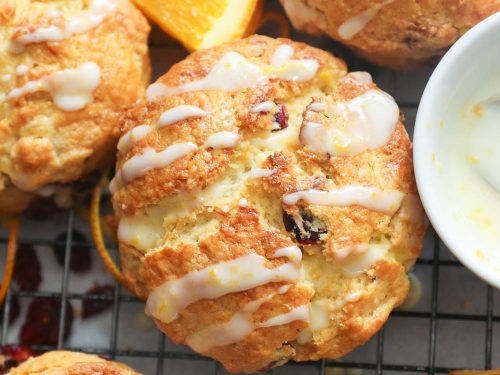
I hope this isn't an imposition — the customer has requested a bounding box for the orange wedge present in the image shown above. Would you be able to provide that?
[132,0,263,51]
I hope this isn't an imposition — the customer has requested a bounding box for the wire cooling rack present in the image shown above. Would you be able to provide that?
[1,2,499,374]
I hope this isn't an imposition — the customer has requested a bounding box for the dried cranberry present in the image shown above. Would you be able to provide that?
[82,284,114,319]
[283,210,327,244]
[1,296,20,325]
[20,298,73,346]
[13,244,41,291]
[1,345,34,363]
[53,230,92,272]
[272,104,288,132]
[0,345,34,373]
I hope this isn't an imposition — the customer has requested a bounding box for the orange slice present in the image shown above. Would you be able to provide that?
[132,0,263,51]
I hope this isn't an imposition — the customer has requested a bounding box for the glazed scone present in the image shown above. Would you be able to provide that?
[8,351,141,375]
[0,0,150,215]
[280,0,500,69]
[111,35,425,372]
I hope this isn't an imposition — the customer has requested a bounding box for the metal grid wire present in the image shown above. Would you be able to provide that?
[1,216,496,375]
[0,2,498,374]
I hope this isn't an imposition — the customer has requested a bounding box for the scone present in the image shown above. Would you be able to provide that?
[0,0,150,215]
[280,0,500,69]
[8,350,141,374]
[110,35,425,372]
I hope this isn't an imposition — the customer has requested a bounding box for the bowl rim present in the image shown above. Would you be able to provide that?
[414,11,500,289]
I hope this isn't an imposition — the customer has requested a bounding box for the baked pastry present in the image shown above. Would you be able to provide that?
[8,350,141,375]
[111,35,425,372]
[280,0,500,69]
[0,0,150,215]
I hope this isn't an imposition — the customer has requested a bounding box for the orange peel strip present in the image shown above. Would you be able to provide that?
[259,11,291,38]
[0,219,19,305]
[90,172,133,293]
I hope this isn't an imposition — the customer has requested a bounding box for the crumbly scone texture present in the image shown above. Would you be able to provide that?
[113,35,425,372]
[280,0,500,69]
[8,351,142,375]
[0,0,150,215]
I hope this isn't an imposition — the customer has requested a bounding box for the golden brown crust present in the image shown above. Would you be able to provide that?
[147,209,313,373]
[112,36,345,215]
[113,35,425,373]
[280,0,500,69]
[0,0,150,215]
[293,259,408,360]
[8,351,142,375]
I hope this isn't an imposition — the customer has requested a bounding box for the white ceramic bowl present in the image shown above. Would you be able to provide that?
[414,12,500,288]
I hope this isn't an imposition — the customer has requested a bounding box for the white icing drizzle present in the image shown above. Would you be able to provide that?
[340,241,390,277]
[109,142,197,194]
[117,191,198,251]
[146,246,302,324]
[282,185,404,215]
[186,295,274,352]
[334,291,364,309]
[296,299,332,344]
[13,0,117,45]
[308,102,326,112]
[282,0,328,33]
[146,45,319,101]
[258,305,309,328]
[277,285,291,294]
[158,105,210,128]
[112,128,237,192]
[117,125,151,154]
[203,131,239,149]
[15,65,29,76]
[117,105,209,154]
[343,71,373,84]
[300,89,399,156]
[269,44,319,81]
[345,291,363,303]
[248,168,276,178]
[273,245,302,264]
[338,0,395,40]
[251,101,275,113]
[118,214,164,251]
[238,198,249,207]
[2,62,100,111]
[398,273,422,310]
[309,299,331,331]
[1,74,11,81]
[296,328,313,344]
[398,194,425,224]
[147,52,266,100]
[186,291,307,352]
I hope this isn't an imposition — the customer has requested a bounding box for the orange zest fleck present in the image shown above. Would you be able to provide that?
[89,171,138,297]
[0,218,19,305]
